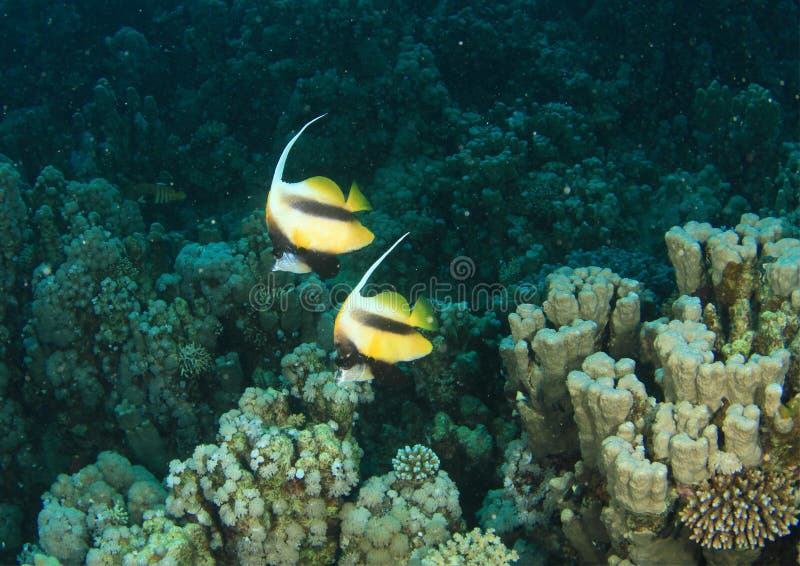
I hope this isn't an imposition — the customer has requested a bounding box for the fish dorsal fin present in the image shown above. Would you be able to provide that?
[352,232,409,297]
[370,291,411,319]
[408,297,438,330]
[272,114,327,188]
[345,182,372,212]
[305,176,345,203]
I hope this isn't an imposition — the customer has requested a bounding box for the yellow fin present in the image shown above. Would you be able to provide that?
[370,291,411,319]
[304,176,345,203]
[408,297,438,331]
[345,182,371,212]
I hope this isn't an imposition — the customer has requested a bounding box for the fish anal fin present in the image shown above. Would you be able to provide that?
[408,297,438,331]
[345,182,372,212]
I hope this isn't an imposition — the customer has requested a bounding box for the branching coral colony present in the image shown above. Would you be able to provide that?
[499,214,799,564]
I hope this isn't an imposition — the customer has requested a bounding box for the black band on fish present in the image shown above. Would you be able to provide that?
[289,198,355,222]
[335,338,364,369]
[303,251,340,278]
[268,223,294,257]
[353,311,417,335]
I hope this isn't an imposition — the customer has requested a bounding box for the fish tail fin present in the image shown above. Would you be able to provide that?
[352,232,409,296]
[271,113,327,187]
[344,182,372,212]
[408,297,438,331]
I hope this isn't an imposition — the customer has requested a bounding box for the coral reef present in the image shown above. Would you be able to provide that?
[1,2,798,564]
[22,345,374,566]
[500,266,645,457]
[478,436,557,536]
[26,451,167,565]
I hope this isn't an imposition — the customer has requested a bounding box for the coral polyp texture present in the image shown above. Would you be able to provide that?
[339,462,464,565]
[178,342,214,378]
[679,468,800,550]
[165,385,362,565]
[392,444,441,484]
[410,527,519,565]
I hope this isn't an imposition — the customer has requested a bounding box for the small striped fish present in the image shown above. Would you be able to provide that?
[131,182,186,204]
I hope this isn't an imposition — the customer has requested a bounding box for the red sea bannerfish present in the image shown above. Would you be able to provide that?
[334,233,438,383]
[266,114,374,278]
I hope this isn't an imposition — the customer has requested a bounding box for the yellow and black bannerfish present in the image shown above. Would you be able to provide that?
[266,114,374,278]
[334,232,438,383]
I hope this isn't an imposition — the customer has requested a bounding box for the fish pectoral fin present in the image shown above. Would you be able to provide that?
[344,181,371,212]
[408,297,438,331]
[273,252,312,274]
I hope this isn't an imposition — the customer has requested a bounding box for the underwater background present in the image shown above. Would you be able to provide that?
[0,0,799,564]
